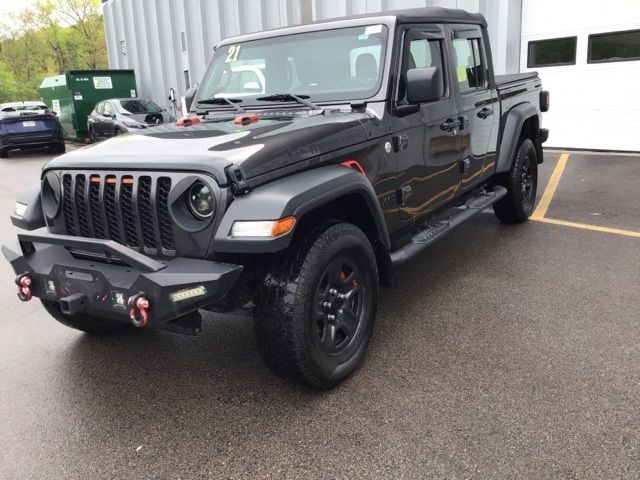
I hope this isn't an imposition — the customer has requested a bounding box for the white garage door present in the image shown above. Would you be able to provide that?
[520,0,640,152]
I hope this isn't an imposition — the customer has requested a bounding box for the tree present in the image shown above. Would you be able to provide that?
[0,0,108,100]
[48,0,106,70]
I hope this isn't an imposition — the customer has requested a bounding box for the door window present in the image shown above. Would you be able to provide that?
[95,102,104,114]
[399,36,446,102]
[452,37,486,93]
[103,102,113,116]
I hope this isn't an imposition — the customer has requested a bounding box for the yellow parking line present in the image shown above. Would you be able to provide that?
[533,217,640,238]
[531,153,569,220]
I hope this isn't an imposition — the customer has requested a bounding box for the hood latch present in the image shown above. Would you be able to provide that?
[226,164,251,196]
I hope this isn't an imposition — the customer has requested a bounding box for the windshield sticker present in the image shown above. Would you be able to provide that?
[225,45,241,63]
[457,67,468,83]
[364,25,383,35]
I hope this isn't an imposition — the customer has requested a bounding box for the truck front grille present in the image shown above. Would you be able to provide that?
[61,173,175,255]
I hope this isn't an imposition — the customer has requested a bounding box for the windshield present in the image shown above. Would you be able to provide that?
[197,25,388,106]
[114,99,162,114]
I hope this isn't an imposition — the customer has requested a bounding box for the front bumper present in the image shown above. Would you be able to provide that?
[2,230,243,327]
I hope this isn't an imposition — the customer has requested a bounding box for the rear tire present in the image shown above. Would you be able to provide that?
[54,142,66,154]
[493,137,538,223]
[253,222,379,389]
[0,149,8,158]
[41,299,128,335]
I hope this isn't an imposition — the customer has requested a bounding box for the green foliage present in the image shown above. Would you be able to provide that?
[0,0,108,101]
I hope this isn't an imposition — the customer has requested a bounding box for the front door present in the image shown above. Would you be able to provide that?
[392,26,462,221]
[450,25,496,190]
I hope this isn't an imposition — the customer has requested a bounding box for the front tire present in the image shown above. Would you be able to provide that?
[253,223,379,389]
[41,299,128,335]
[493,137,538,223]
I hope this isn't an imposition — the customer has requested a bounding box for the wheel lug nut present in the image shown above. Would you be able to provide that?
[337,309,343,315]
[337,293,346,299]
[322,301,332,309]
[327,314,336,321]
[329,288,338,296]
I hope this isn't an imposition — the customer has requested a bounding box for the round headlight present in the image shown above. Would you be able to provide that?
[187,181,214,220]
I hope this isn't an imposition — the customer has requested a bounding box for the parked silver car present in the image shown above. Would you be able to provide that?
[87,98,174,140]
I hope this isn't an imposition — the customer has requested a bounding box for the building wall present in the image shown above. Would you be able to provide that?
[102,0,522,109]
[520,0,640,150]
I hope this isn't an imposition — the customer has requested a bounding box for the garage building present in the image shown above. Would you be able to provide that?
[101,0,640,151]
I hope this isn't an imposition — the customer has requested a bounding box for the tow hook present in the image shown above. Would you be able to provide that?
[128,293,150,327]
[16,273,33,302]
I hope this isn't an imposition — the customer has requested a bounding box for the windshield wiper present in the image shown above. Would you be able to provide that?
[196,97,245,113]
[256,93,322,112]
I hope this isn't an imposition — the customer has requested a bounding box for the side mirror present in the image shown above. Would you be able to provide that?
[406,67,443,105]
[184,86,198,111]
[168,87,176,103]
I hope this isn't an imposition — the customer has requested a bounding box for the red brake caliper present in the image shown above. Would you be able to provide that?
[128,293,150,327]
[16,274,33,302]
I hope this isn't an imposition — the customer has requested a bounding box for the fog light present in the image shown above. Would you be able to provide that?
[231,216,296,238]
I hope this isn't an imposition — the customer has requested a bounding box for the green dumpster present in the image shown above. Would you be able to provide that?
[38,70,137,141]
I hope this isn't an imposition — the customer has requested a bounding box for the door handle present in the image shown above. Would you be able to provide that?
[440,118,461,132]
[477,107,493,119]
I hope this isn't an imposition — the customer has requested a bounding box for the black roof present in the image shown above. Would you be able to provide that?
[314,7,486,27]
[220,7,485,47]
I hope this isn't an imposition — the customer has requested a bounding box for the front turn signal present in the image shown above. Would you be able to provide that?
[230,216,296,238]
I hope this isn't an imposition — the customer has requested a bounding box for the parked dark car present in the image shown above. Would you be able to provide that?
[5,8,548,389]
[0,102,65,158]
[87,98,174,140]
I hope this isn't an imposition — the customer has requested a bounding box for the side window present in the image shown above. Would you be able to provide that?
[103,102,113,115]
[95,102,103,114]
[588,29,640,63]
[528,37,577,67]
[400,36,446,102]
[452,37,486,93]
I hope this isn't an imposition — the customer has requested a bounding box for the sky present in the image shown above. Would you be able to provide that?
[0,0,38,18]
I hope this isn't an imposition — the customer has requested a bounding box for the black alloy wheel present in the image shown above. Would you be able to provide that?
[313,257,365,356]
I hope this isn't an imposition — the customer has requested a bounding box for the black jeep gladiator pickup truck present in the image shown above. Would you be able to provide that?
[3,8,548,389]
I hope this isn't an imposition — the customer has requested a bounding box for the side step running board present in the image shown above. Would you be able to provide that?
[390,186,507,265]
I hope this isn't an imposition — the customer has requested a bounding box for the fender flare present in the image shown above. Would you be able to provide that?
[213,165,390,254]
[10,183,45,231]
[496,103,539,173]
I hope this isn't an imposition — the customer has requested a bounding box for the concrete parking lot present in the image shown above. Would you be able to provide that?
[0,147,639,479]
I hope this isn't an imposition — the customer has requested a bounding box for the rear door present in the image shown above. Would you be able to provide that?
[449,25,496,190]
[392,25,462,221]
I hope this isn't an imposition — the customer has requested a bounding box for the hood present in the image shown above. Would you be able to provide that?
[44,109,370,185]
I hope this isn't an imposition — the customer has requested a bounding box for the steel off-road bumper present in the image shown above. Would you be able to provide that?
[2,230,243,329]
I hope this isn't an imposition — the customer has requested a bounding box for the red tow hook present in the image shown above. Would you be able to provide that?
[16,273,33,302]
[128,293,150,328]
